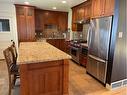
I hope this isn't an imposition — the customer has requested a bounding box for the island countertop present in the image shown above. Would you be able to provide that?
[17,42,71,64]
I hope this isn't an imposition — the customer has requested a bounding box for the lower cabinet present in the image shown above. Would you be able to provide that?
[80,46,88,67]
[20,60,69,95]
[86,55,107,83]
[46,39,67,52]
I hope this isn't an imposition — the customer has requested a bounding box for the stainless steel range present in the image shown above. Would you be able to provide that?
[70,40,86,64]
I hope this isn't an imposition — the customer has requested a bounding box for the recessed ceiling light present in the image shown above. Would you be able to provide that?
[52,7,57,10]
[24,1,29,5]
[62,0,67,3]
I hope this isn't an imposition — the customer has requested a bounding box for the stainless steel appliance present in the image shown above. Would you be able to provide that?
[70,40,85,64]
[87,16,113,84]
[70,45,81,63]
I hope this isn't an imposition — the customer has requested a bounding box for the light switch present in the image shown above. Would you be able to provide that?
[118,32,123,38]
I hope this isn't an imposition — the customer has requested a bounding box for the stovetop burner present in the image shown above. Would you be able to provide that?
[70,40,87,48]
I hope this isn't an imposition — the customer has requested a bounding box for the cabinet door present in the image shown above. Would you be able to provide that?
[84,3,91,19]
[43,11,58,26]
[78,7,85,20]
[16,6,27,42]
[35,10,43,31]
[104,0,115,16]
[72,8,77,31]
[27,62,63,95]
[26,7,35,41]
[58,12,68,32]
[91,0,104,18]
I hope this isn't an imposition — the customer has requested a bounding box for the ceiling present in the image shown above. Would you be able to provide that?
[0,0,87,12]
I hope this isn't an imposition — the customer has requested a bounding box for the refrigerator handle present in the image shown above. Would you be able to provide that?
[87,22,92,49]
[88,54,106,63]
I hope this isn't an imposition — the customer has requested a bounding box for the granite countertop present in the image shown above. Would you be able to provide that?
[17,42,71,65]
[36,37,66,42]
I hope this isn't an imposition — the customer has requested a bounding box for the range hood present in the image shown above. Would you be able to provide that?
[74,18,90,24]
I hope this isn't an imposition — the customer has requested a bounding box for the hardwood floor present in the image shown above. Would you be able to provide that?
[69,60,127,95]
[0,60,127,95]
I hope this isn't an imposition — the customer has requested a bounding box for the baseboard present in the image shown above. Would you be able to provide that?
[106,79,127,90]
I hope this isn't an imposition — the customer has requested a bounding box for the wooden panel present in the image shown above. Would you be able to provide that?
[47,39,67,52]
[16,15,27,42]
[80,55,87,67]
[35,9,43,31]
[104,0,115,16]
[72,7,78,31]
[63,60,69,94]
[20,60,69,95]
[84,2,91,19]
[43,11,59,25]
[58,12,68,32]
[28,66,62,95]
[91,0,114,18]
[35,9,68,32]
[72,0,91,31]
[78,6,85,20]
[91,0,103,18]
[15,5,35,42]
[16,6,27,42]
[26,7,35,41]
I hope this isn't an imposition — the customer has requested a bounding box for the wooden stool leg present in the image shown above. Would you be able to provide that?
[9,74,12,95]
[13,74,17,87]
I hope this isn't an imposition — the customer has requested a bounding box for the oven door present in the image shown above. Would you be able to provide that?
[70,46,80,63]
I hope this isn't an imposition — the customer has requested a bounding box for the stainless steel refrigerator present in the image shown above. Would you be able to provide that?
[86,16,113,84]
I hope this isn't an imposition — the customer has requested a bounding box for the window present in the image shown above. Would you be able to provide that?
[0,19,10,32]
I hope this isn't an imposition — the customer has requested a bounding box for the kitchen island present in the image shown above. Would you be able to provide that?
[18,42,71,95]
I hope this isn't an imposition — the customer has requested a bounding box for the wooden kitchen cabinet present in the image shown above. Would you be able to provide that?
[104,0,115,16]
[91,0,102,18]
[43,11,59,25]
[58,12,68,32]
[47,39,67,52]
[35,9,43,32]
[72,0,91,31]
[78,6,85,20]
[16,5,35,42]
[35,10,68,33]
[84,2,91,19]
[91,0,115,18]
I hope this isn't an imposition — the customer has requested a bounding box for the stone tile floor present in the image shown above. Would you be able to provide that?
[0,60,127,95]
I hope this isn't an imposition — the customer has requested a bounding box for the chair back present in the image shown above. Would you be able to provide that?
[10,40,18,64]
[3,47,14,73]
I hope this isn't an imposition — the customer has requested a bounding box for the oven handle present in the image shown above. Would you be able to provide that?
[70,46,79,50]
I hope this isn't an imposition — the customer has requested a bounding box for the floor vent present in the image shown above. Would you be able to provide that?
[123,79,127,86]
[106,79,127,90]
[112,81,122,89]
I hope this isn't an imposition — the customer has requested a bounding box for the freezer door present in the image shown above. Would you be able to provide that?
[88,16,112,60]
[86,54,107,84]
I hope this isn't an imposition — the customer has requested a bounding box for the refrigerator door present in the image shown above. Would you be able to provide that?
[88,16,112,60]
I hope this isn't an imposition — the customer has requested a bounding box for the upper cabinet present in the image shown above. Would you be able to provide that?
[104,0,115,16]
[16,5,35,42]
[91,0,115,18]
[58,12,68,32]
[35,10,68,33]
[72,0,91,31]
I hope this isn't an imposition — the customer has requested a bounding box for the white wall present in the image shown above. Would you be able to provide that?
[0,3,18,59]
[68,9,73,40]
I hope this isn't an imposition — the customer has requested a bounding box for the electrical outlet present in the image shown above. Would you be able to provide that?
[118,32,123,38]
